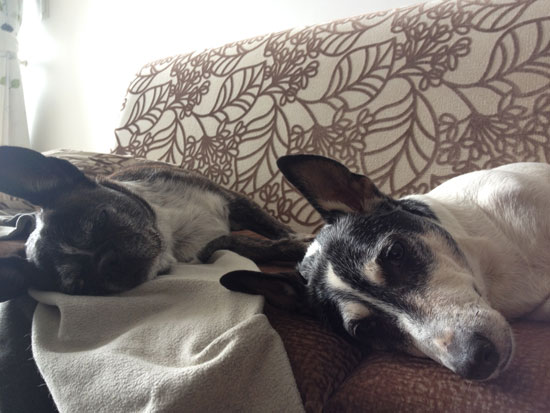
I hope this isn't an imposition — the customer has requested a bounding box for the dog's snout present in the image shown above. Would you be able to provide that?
[460,333,500,381]
[419,306,514,381]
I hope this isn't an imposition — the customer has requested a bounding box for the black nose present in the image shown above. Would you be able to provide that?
[462,333,500,380]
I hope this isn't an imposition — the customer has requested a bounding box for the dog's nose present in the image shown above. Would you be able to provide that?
[461,333,500,380]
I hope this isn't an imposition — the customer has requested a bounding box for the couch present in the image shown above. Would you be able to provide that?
[1,0,549,411]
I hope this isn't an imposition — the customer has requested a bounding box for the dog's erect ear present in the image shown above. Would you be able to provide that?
[0,146,92,207]
[0,256,41,302]
[277,154,387,222]
[220,270,309,313]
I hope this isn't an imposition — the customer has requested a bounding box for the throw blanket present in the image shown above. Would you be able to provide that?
[30,251,304,412]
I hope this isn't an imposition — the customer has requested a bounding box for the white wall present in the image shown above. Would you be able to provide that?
[19,0,422,153]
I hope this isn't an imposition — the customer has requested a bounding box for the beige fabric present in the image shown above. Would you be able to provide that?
[115,0,550,233]
[31,251,305,413]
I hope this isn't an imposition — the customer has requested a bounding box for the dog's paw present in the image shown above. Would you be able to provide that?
[197,235,232,263]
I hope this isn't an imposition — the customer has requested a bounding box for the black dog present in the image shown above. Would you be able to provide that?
[0,146,307,299]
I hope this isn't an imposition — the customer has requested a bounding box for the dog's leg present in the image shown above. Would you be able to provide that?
[226,194,296,239]
[197,234,308,263]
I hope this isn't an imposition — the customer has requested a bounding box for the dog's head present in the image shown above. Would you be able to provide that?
[221,154,514,381]
[0,146,165,299]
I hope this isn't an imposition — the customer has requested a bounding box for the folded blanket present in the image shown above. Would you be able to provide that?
[30,251,304,412]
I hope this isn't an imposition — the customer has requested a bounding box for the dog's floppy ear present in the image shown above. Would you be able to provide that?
[0,256,41,302]
[277,154,387,222]
[220,270,310,313]
[0,146,93,207]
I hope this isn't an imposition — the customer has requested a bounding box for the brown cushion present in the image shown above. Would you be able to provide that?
[266,306,361,412]
[325,320,550,412]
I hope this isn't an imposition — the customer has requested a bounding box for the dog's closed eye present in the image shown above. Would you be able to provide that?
[375,240,409,285]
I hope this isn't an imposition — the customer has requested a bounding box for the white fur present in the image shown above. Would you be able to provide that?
[59,243,93,257]
[120,180,231,266]
[326,263,352,292]
[304,240,321,258]
[340,301,372,325]
[25,214,44,264]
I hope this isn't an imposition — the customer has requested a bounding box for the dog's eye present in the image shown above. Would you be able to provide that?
[386,242,404,262]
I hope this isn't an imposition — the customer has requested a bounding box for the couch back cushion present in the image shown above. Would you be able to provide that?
[114,0,550,233]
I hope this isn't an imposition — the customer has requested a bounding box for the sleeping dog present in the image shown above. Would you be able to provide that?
[0,146,307,299]
[221,154,550,381]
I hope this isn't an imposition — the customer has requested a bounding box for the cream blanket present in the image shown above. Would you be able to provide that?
[30,251,304,412]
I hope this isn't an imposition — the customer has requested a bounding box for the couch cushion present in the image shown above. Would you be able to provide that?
[258,262,362,411]
[265,306,361,412]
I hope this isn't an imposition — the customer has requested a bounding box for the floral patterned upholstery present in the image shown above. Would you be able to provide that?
[114,0,550,233]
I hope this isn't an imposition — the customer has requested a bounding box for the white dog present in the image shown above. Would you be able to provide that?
[221,155,550,380]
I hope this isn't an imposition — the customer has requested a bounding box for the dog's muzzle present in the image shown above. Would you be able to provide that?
[408,303,514,380]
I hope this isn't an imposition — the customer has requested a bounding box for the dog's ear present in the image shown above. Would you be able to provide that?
[0,146,93,207]
[220,270,310,313]
[0,256,41,302]
[277,154,387,222]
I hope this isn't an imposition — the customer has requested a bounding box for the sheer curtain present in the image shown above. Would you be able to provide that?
[0,0,29,147]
